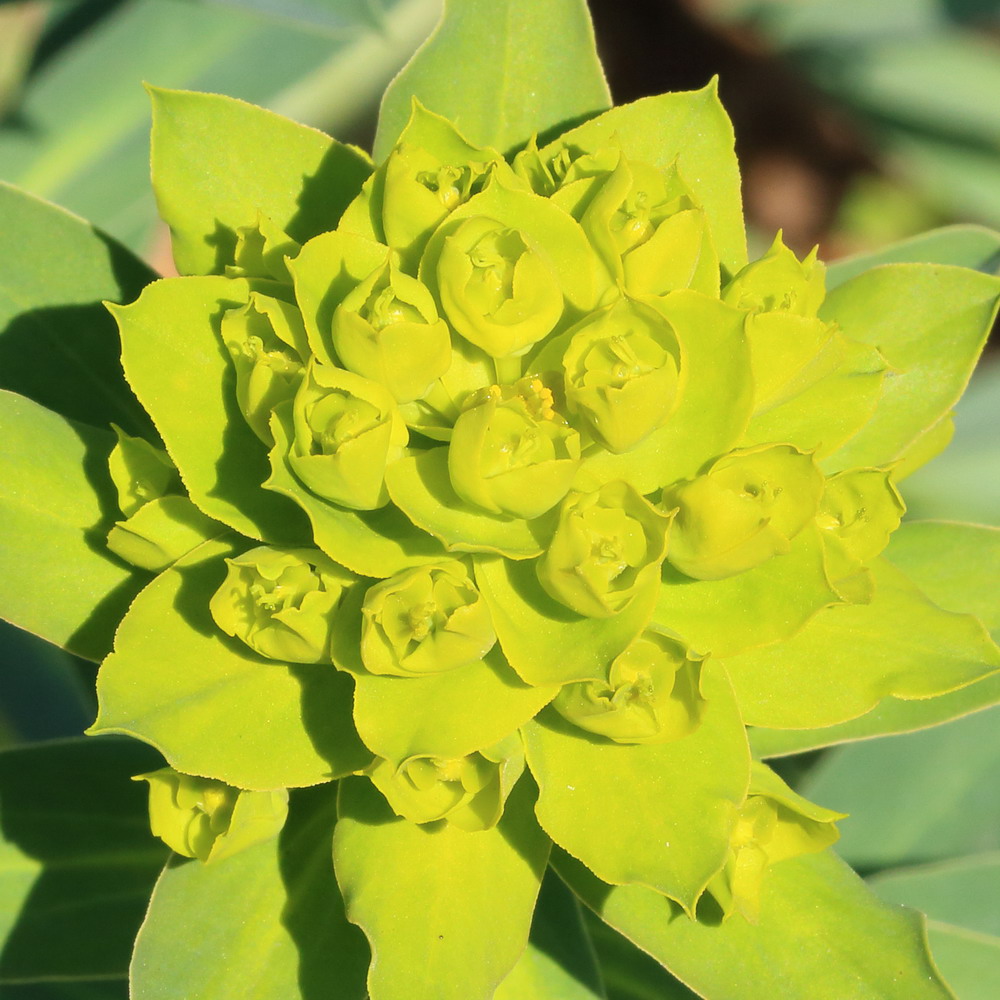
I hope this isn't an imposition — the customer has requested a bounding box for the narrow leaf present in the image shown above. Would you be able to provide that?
[375,0,610,159]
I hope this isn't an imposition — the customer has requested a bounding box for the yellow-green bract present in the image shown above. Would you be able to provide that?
[92,83,1000,1000]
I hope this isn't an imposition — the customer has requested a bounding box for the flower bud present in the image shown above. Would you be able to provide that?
[722,233,826,317]
[817,469,905,601]
[107,425,180,518]
[553,630,705,743]
[136,767,288,862]
[360,560,496,676]
[367,751,504,832]
[562,298,682,453]
[330,260,452,404]
[224,213,300,284]
[288,361,408,510]
[221,293,308,445]
[706,763,842,922]
[209,545,354,663]
[436,215,564,358]
[537,481,671,618]
[663,445,824,581]
[447,377,581,519]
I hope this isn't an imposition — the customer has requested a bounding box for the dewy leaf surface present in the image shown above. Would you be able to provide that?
[0,390,147,662]
[723,558,1000,730]
[333,776,550,1000]
[150,86,371,274]
[374,0,610,159]
[523,662,749,911]
[131,784,369,1000]
[555,848,954,1000]
[113,276,310,546]
[821,263,1000,472]
[0,736,167,985]
[92,540,370,790]
[540,84,747,274]
[0,181,154,434]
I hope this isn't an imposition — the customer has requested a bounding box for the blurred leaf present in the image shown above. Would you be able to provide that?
[0,181,154,434]
[375,0,610,158]
[827,224,1000,288]
[871,855,1000,1000]
[131,783,369,1000]
[901,362,1000,526]
[798,708,1000,870]
[556,847,952,1000]
[0,736,166,985]
[0,390,147,662]
[0,0,441,256]
[0,2,47,119]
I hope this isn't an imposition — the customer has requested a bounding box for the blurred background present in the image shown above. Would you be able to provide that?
[0,3,997,996]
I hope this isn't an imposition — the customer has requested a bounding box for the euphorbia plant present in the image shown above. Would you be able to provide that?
[1,1,999,998]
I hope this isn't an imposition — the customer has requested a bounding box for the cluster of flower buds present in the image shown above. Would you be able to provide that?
[112,98,969,919]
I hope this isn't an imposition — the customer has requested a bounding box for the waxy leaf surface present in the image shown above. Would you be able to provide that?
[523,662,749,911]
[555,848,953,1000]
[333,776,550,1000]
[0,181,154,434]
[724,558,1000,729]
[92,540,369,789]
[821,263,1000,472]
[114,277,310,546]
[0,390,146,661]
[375,0,610,158]
[150,86,371,274]
[131,784,368,1000]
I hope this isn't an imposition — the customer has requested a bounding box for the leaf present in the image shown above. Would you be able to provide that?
[723,558,1000,729]
[885,521,1000,633]
[0,181,154,434]
[0,390,147,662]
[494,868,608,1000]
[348,647,557,761]
[112,276,311,546]
[150,85,371,274]
[555,847,954,1000]
[0,736,167,984]
[474,556,660,686]
[870,855,1000,1000]
[827,224,1000,289]
[374,0,610,159]
[0,0,440,256]
[131,783,369,1000]
[92,539,370,790]
[539,83,747,274]
[819,263,1000,473]
[333,775,550,1000]
[266,403,447,577]
[798,708,1000,870]
[522,663,749,911]
[655,524,839,659]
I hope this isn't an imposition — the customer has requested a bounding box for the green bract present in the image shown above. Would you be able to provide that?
[4,7,998,998]
[210,545,355,663]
